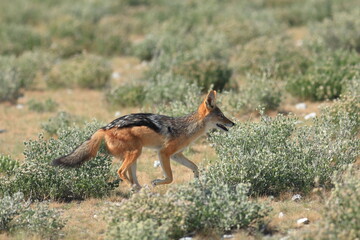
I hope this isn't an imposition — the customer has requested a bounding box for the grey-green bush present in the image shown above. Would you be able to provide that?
[286,49,360,101]
[0,24,49,55]
[27,98,58,113]
[41,111,79,136]
[207,105,359,196]
[106,181,270,239]
[291,167,360,240]
[311,8,360,52]
[235,35,310,79]
[0,56,22,103]
[0,192,65,237]
[0,155,19,177]
[226,75,282,113]
[106,188,188,240]
[0,121,118,201]
[145,32,232,92]
[106,84,145,107]
[46,54,111,89]
[174,180,270,234]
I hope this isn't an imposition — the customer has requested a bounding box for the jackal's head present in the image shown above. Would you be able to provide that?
[199,90,235,132]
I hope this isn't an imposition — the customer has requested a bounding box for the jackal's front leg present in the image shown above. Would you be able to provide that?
[152,151,173,186]
[171,152,199,178]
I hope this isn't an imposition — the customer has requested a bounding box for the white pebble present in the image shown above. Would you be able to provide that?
[304,112,316,120]
[295,103,307,110]
[114,111,122,117]
[297,218,310,225]
[153,160,161,168]
[111,72,121,79]
[278,212,285,218]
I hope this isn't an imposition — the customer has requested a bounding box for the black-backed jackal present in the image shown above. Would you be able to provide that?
[53,90,235,188]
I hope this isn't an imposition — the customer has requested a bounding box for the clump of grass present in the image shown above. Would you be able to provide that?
[27,98,58,113]
[46,54,111,89]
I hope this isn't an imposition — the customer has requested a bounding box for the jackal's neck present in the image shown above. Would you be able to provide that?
[179,111,207,137]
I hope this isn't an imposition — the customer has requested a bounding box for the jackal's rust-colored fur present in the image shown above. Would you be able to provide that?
[53,90,235,188]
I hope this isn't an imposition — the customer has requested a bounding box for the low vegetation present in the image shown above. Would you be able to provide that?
[0,0,359,239]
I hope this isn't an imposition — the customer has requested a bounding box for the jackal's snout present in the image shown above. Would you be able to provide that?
[214,111,235,132]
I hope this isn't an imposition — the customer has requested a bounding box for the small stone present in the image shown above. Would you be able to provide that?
[223,234,234,239]
[0,129,7,134]
[16,104,24,109]
[292,194,302,201]
[93,214,97,218]
[111,72,121,79]
[179,237,192,240]
[278,212,285,218]
[304,112,316,120]
[295,103,307,110]
[114,111,121,117]
[153,160,161,168]
[297,217,310,225]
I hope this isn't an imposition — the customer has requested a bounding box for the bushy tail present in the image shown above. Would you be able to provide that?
[52,129,105,167]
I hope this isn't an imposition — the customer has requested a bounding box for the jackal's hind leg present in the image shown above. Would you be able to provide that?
[171,152,199,178]
[127,162,141,190]
[117,149,141,186]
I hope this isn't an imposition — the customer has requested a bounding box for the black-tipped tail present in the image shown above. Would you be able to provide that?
[52,130,105,168]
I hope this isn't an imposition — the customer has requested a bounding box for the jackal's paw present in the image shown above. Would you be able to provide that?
[131,184,142,192]
[151,179,163,186]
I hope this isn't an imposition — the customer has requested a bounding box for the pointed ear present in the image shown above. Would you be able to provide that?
[204,90,217,110]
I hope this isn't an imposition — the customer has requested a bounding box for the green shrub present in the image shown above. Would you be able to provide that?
[0,24,49,55]
[0,192,65,237]
[0,56,22,103]
[106,84,145,107]
[173,59,232,92]
[0,121,118,201]
[174,180,270,234]
[235,35,311,79]
[132,34,158,61]
[41,111,79,136]
[227,75,282,113]
[0,155,19,177]
[106,188,188,240]
[207,107,359,196]
[16,51,56,89]
[311,8,360,52]
[286,49,360,101]
[92,17,131,56]
[153,79,202,117]
[144,73,202,106]
[145,32,232,92]
[219,8,285,45]
[106,182,269,239]
[293,167,360,240]
[27,98,58,113]
[46,54,111,89]
[0,193,26,231]
[274,0,333,26]
[49,15,95,56]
